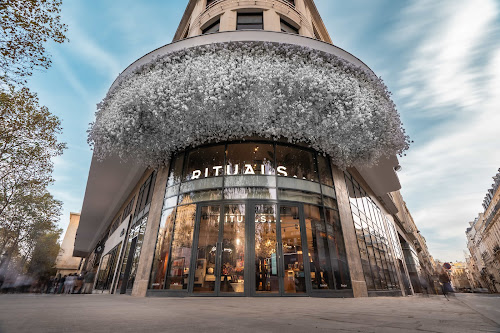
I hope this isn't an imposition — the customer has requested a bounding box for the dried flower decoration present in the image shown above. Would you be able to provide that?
[88,41,410,169]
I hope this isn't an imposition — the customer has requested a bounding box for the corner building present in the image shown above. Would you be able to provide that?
[75,0,430,298]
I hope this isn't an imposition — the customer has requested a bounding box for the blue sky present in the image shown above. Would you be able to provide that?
[28,0,500,262]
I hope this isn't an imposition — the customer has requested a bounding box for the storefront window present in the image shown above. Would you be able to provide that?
[304,205,334,290]
[222,205,245,293]
[344,172,401,291]
[318,155,334,187]
[276,145,319,182]
[167,153,184,187]
[193,206,220,293]
[184,145,225,181]
[255,204,278,293]
[149,141,351,295]
[324,209,351,289]
[150,208,176,289]
[224,187,277,200]
[165,204,196,290]
[226,143,275,175]
[280,206,306,293]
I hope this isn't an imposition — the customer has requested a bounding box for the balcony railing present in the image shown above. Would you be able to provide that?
[197,0,312,35]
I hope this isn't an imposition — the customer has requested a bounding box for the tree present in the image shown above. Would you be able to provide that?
[0,0,68,86]
[0,0,67,283]
[26,228,61,283]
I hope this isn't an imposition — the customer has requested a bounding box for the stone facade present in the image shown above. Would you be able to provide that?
[75,0,433,299]
[55,213,82,276]
[466,169,500,293]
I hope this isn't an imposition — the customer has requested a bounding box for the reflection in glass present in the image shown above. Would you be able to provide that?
[224,187,277,200]
[226,143,275,175]
[255,205,278,293]
[278,189,322,206]
[280,206,306,293]
[178,190,222,205]
[150,209,176,289]
[193,206,220,293]
[325,209,351,289]
[125,216,148,290]
[276,145,318,182]
[318,155,334,187]
[221,205,246,293]
[167,153,184,187]
[166,204,196,289]
[344,171,401,291]
[184,145,225,181]
[304,205,334,290]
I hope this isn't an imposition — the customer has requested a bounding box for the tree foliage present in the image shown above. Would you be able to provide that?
[0,87,64,278]
[0,0,67,287]
[0,0,68,86]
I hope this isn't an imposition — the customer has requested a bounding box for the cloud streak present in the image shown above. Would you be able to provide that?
[395,0,500,260]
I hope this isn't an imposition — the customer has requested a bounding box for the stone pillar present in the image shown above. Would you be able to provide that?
[220,10,237,32]
[332,165,369,297]
[131,165,169,297]
[263,9,281,32]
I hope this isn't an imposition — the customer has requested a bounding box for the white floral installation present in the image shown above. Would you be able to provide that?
[88,41,410,169]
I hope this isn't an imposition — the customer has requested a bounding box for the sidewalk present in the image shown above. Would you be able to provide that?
[0,293,498,333]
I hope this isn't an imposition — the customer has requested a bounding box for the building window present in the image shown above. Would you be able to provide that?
[280,19,299,34]
[237,12,264,30]
[206,0,218,7]
[134,171,157,217]
[202,19,220,35]
[344,171,402,291]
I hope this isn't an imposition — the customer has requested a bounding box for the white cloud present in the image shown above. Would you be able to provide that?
[66,26,121,82]
[398,0,498,114]
[395,0,500,261]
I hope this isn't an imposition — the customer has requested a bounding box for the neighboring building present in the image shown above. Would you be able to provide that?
[448,262,471,291]
[55,213,82,276]
[74,0,433,298]
[466,169,500,293]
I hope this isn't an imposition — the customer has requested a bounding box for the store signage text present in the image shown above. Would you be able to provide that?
[192,165,288,179]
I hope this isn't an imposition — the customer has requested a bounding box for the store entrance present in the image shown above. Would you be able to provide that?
[253,204,309,296]
[186,201,311,296]
[190,204,246,295]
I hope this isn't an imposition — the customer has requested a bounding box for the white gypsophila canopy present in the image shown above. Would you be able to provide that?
[89,41,410,169]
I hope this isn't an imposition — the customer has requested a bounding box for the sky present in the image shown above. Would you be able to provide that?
[28,0,500,262]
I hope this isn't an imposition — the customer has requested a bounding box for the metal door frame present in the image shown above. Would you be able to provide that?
[188,201,248,297]
[249,201,312,297]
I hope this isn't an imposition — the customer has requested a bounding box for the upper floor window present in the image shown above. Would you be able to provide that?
[202,19,220,34]
[237,12,264,30]
[280,19,299,34]
[206,0,218,7]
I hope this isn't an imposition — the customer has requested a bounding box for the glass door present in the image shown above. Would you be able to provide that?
[280,205,308,294]
[253,203,310,296]
[191,204,246,295]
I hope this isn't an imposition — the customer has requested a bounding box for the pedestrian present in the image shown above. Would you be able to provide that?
[74,274,84,294]
[57,275,66,294]
[439,271,452,295]
[64,274,75,294]
[82,271,96,294]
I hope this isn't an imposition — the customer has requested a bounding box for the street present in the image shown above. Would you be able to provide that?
[0,293,498,333]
